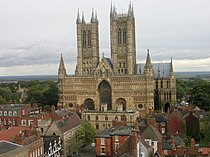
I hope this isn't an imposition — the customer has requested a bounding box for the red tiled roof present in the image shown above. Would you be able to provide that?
[0,126,30,142]
[201,148,210,155]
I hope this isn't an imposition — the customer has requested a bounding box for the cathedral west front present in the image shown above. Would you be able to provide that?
[58,3,176,115]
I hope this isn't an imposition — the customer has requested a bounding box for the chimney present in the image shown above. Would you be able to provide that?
[171,135,175,150]
[162,135,166,142]
[190,138,195,148]
[147,117,156,127]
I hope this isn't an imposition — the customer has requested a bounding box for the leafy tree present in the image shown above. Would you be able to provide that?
[43,105,51,112]
[77,122,96,146]
[191,80,210,111]
[67,136,81,155]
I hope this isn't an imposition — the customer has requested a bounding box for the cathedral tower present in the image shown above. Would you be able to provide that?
[110,2,136,75]
[76,9,99,76]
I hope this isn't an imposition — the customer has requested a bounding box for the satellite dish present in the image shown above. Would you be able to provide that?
[91,143,95,147]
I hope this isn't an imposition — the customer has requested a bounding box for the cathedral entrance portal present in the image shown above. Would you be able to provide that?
[98,80,112,110]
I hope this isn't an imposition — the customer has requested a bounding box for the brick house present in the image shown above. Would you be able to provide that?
[167,109,185,135]
[0,104,42,127]
[95,125,131,156]
[185,111,200,137]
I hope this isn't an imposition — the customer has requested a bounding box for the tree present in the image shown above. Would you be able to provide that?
[191,80,210,111]
[67,136,81,155]
[77,122,96,146]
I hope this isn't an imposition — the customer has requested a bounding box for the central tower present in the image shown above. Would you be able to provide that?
[110,3,136,75]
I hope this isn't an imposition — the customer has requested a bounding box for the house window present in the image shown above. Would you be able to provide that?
[100,138,105,145]
[12,119,15,125]
[4,119,6,125]
[101,147,105,155]
[162,128,165,134]
[22,109,25,115]
[4,111,7,116]
[13,111,17,116]
[115,136,119,142]
[8,111,12,116]
[115,143,119,151]
[151,141,154,146]
[161,122,165,126]
[21,120,26,126]
[0,111,2,116]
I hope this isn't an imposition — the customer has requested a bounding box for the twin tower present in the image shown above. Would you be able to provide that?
[75,3,136,76]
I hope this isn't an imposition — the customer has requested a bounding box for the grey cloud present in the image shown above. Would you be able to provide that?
[0,41,77,67]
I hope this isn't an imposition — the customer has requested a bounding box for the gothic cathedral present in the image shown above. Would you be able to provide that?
[58,3,176,114]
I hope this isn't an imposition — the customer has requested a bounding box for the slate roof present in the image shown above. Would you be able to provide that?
[104,58,113,69]
[55,113,81,133]
[55,109,73,118]
[149,114,167,123]
[162,141,172,150]
[0,140,22,154]
[173,135,184,146]
[141,125,162,142]
[96,126,131,138]
[135,63,171,79]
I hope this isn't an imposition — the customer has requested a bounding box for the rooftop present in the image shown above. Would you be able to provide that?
[0,140,22,155]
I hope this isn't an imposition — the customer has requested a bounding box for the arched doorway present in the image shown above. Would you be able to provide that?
[84,98,95,110]
[98,80,112,110]
[164,102,170,113]
[116,98,126,110]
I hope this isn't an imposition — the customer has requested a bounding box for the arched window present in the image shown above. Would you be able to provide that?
[87,115,90,121]
[123,29,126,44]
[96,115,99,121]
[105,116,108,121]
[115,116,118,120]
[82,30,86,46]
[118,29,121,44]
[88,30,91,46]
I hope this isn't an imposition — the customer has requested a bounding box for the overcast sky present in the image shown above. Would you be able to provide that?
[0,0,209,76]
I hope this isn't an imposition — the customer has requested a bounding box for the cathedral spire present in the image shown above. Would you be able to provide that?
[82,12,85,24]
[91,8,95,23]
[128,1,132,17]
[145,49,152,67]
[132,2,134,17]
[170,57,174,76]
[58,53,66,76]
[110,1,113,18]
[95,10,98,23]
[76,9,81,23]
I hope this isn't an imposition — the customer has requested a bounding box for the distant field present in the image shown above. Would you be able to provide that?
[0,75,57,82]
[175,71,210,81]
[0,71,210,82]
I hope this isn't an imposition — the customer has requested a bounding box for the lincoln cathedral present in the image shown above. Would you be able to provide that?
[57,3,176,115]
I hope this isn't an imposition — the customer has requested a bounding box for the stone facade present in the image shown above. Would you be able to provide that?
[57,3,176,114]
[82,109,139,130]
